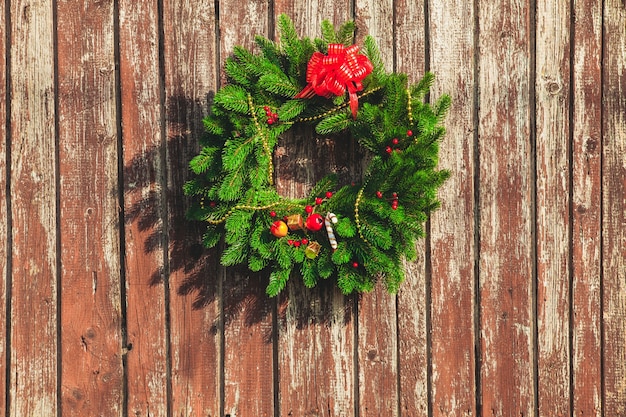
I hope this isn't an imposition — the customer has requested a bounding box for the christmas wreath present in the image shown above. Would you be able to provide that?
[184,15,450,296]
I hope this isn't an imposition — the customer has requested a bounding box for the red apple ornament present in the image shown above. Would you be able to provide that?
[270,220,288,237]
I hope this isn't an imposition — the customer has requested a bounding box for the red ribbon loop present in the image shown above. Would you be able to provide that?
[295,44,373,119]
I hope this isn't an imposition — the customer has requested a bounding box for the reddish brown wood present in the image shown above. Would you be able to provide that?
[118,0,168,414]
[602,1,626,415]
[162,0,221,414]
[217,3,276,415]
[8,0,59,415]
[270,5,356,416]
[352,3,402,415]
[571,0,603,414]
[428,0,477,414]
[0,0,7,411]
[535,0,572,414]
[55,1,124,415]
[477,0,535,414]
[394,1,429,415]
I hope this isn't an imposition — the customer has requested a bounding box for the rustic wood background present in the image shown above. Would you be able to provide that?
[1,0,625,415]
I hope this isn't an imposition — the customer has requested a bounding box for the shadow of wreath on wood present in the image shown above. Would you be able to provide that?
[122,94,356,341]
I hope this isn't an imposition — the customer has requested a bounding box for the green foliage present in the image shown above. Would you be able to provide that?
[184,14,450,296]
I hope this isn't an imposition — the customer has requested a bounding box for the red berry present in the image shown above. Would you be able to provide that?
[385,146,393,154]
[287,239,294,245]
[325,191,333,199]
[392,192,398,198]
[392,138,399,145]
[305,205,314,214]
[294,241,301,247]
[352,262,359,268]
[272,112,279,120]
[376,191,383,199]
[407,130,413,136]
[269,211,276,217]
[315,197,323,205]
[267,118,274,125]
[301,238,309,245]
[263,105,270,112]
[209,201,216,207]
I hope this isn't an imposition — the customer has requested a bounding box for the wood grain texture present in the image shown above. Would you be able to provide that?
[571,0,603,414]
[535,1,571,414]
[428,0,477,414]
[602,1,626,415]
[162,0,221,415]
[56,0,124,414]
[353,3,400,415]
[0,0,7,411]
[118,0,168,414]
[218,3,275,415]
[8,0,59,415]
[394,1,429,415]
[271,4,356,416]
[477,0,535,414]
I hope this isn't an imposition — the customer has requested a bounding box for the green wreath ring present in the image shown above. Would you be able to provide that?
[184,15,450,296]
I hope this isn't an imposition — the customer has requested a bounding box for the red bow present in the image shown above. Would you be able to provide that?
[295,44,373,119]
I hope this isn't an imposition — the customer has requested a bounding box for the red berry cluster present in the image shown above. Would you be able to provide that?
[391,192,399,210]
[287,238,309,247]
[375,191,398,209]
[263,106,279,125]
[385,130,413,155]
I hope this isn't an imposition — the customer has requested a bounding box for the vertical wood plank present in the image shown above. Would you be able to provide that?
[56,0,124,414]
[353,2,400,415]
[535,1,571,415]
[162,0,220,414]
[0,0,7,411]
[428,0,477,414]
[118,0,168,414]
[394,1,430,415]
[602,1,626,415]
[571,0,603,414]
[271,5,356,417]
[477,0,535,414]
[8,0,58,415]
[217,2,275,415]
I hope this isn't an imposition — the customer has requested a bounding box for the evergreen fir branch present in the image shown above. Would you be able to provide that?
[316,111,352,134]
[225,58,252,87]
[336,20,356,46]
[278,99,307,121]
[249,255,268,272]
[221,240,248,266]
[301,260,318,288]
[266,268,291,296]
[258,73,300,97]
[214,85,250,114]
[202,227,222,248]
[320,19,337,44]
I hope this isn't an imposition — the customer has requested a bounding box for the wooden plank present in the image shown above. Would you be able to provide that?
[394,0,429,414]
[353,2,400,415]
[55,1,124,414]
[161,1,221,414]
[270,5,356,417]
[8,0,58,415]
[217,3,275,415]
[0,0,7,411]
[602,1,626,415]
[571,0,603,414]
[117,0,168,415]
[476,0,535,414]
[534,1,571,415]
[428,0,477,414]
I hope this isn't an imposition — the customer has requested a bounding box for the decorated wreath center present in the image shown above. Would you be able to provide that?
[184,15,450,296]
